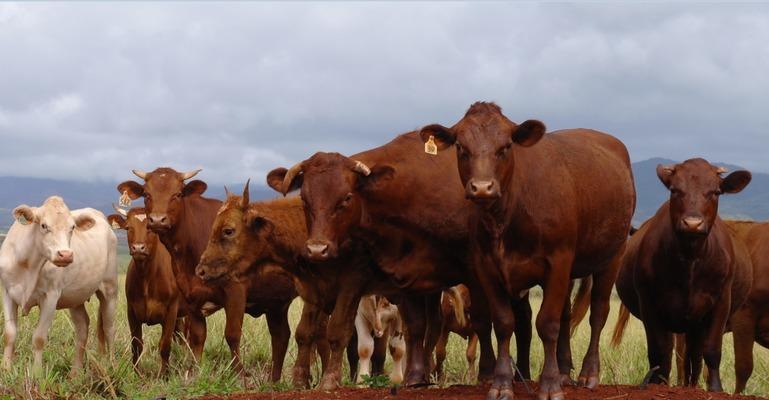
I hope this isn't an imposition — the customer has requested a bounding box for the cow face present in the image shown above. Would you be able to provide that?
[657,158,751,237]
[117,168,205,234]
[196,182,271,282]
[420,102,545,204]
[268,153,393,262]
[108,207,156,263]
[13,196,95,267]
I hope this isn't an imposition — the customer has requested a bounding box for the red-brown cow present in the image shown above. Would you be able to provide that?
[268,139,534,387]
[194,184,401,389]
[614,159,752,392]
[419,102,635,400]
[107,206,186,376]
[117,168,297,381]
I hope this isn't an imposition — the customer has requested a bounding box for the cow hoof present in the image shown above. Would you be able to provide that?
[537,390,564,400]
[578,375,599,388]
[486,388,499,400]
[559,374,576,386]
[318,377,339,391]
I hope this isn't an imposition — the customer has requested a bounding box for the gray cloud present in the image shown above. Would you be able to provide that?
[1,2,768,185]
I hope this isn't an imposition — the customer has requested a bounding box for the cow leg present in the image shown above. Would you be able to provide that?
[434,324,450,382]
[512,293,532,381]
[684,328,704,387]
[187,311,208,365]
[347,331,359,382]
[466,333,479,380]
[355,313,375,384]
[577,252,621,389]
[400,295,430,387]
[640,308,673,385]
[2,288,18,369]
[423,293,442,379]
[158,298,180,377]
[266,304,292,383]
[371,336,388,377]
[469,284,495,383]
[68,304,90,377]
[536,250,576,400]
[556,288,574,384]
[32,292,59,374]
[702,288,731,392]
[674,333,686,386]
[731,307,755,394]
[223,285,247,375]
[389,329,406,384]
[95,286,117,355]
[127,308,143,371]
[320,290,361,390]
[293,302,325,388]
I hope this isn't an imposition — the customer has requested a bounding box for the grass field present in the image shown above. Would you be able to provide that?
[0,270,767,399]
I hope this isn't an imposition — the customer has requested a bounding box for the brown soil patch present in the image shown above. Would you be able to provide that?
[199,382,767,400]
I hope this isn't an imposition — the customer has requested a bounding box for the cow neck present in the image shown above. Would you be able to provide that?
[477,151,529,241]
[128,245,161,286]
[657,212,718,274]
[12,225,50,310]
[249,200,307,268]
[158,195,221,276]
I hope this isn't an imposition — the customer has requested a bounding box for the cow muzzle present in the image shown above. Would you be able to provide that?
[678,216,708,235]
[148,213,171,232]
[53,249,74,267]
[130,243,149,260]
[305,240,333,261]
[195,263,225,282]
[466,179,501,201]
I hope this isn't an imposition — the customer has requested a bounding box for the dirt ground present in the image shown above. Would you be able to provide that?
[199,382,768,400]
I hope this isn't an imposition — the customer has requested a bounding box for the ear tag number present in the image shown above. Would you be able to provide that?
[111,220,121,230]
[424,135,438,155]
[119,190,132,208]
[17,215,30,225]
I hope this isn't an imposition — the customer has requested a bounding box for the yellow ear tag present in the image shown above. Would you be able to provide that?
[424,135,438,155]
[111,220,121,230]
[119,190,132,208]
[17,215,30,226]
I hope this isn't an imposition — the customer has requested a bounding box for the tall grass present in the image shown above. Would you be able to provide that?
[0,279,767,399]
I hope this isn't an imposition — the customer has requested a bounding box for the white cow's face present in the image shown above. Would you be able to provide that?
[13,196,95,267]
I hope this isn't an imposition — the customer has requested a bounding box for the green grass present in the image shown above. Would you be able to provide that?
[0,272,767,399]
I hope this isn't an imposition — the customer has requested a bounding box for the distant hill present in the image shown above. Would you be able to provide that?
[1,158,767,229]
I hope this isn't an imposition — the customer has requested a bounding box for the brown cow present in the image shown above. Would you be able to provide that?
[434,285,478,382]
[614,158,752,392]
[117,168,297,381]
[419,102,635,400]
[722,220,769,393]
[195,184,401,389]
[267,140,534,387]
[107,205,186,376]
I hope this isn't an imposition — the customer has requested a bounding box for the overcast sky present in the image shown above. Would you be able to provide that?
[1,2,768,185]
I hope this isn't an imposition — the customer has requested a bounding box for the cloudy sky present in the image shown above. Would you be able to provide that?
[1,2,768,185]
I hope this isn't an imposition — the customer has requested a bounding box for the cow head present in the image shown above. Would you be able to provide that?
[196,181,275,282]
[117,168,205,234]
[107,205,157,263]
[657,158,751,238]
[267,152,393,262]
[419,102,545,204]
[13,196,95,267]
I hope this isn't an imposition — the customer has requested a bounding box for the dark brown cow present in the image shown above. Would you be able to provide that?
[107,206,186,375]
[434,285,478,382]
[195,185,400,389]
[614,158,752,392]
[117,168,297,381]
[419,102,635,400]
[267,138,534,387]
[722,220,769,393]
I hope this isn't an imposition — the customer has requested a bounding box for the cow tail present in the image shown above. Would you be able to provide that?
[569,277,593,335]
[611,303,631,347]
[445,287,467,328]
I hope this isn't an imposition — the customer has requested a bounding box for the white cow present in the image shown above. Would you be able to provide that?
[355,295,405,384]
[0,196,118,374]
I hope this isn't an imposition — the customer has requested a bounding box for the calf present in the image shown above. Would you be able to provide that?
[0,196,118,374]
[434,285,477,381]
[355,295,405,384]
[107,205,186,375]
[195,183,400,389]
[615,158,753,391]
[118,168,297,381]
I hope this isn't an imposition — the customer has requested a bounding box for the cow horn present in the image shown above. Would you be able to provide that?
[242,179,251,207]
[716,166,728,175]
[224,186,231,197]
[181,169,202,180]
[112,203,128,218]
[352,161,371,176]
[132,169,148,180]
[281,162,304,195]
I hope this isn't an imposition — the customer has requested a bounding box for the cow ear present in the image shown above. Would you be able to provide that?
[244,209,275,235]
[656,164,676,189]
[75,214,96,231]
[106,214,126,230]
[721,170,751,194]
[266,167,303,195]
[419,124,456,151]
[357,165,395,192]
[513,120,546,147]
[183,180,208,197]
[117,181,144,200]
[13,205,37,225]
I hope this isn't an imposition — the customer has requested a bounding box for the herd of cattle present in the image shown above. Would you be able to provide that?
[1,102,768,400]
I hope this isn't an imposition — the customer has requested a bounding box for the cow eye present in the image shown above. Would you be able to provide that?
[173,192,182,199]
[497,142,512,158]
[222,227,235,238]
[670,188,683,196]
[338,193,354,210]
[41,223,49,231]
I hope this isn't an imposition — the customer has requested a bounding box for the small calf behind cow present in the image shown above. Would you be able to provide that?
[434,285,477,382]
[0,196,118,374]
[355,295,405,384]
